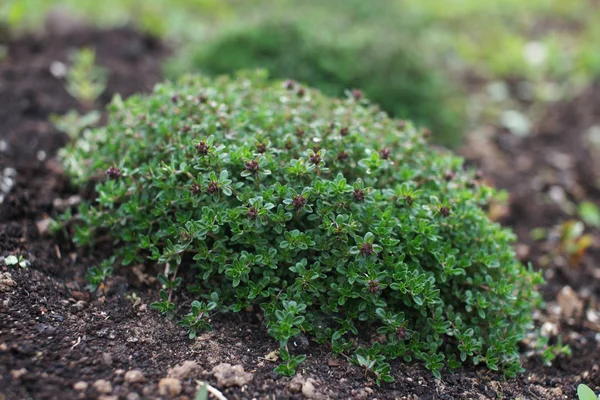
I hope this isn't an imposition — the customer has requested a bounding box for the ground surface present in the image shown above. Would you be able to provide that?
[0,27,599,400]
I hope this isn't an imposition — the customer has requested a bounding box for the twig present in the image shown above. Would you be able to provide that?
[195,381,228,400]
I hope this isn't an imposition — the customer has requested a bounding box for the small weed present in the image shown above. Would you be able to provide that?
[4,254,30,269]
[66,47,108,108]
[50,109,101,140]
[578,384,599,400]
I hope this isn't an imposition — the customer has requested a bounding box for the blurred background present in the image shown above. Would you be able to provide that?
[2,0,600,147]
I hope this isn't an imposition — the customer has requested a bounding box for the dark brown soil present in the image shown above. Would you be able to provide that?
[0,26,599,400]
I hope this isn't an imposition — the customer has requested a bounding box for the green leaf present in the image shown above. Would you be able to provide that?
[4,255,18,266]
[579,201,600,228]
[577,384,598,400]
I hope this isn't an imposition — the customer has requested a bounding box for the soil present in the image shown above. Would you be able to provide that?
[1,25,599,400]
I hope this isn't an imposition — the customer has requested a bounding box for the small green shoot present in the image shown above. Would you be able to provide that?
[50,109,101,139]
[579,201,600,229]
[578,384,599,400]
[4,254,30,269]
[66,47,108,108]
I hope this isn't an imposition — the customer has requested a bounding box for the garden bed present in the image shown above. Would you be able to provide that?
[0,26,598,400]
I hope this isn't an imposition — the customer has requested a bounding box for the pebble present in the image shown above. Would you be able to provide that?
[73,381,88,391]
[168,360,199,379]
[158,378,182,397]
[10,368,27,379]
[0,272,16,291]
[302,379,317,399]
[93,379,113,394]
[70,301,87,312]
[102,352,113,366]
[557,286,583,319]
[125,369,145,383]
[126,393,141,400]
[212,363,253,387]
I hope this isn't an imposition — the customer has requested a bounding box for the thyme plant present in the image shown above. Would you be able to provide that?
[58,71,542,382]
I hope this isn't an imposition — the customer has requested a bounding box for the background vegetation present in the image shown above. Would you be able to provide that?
[2,0,600,146]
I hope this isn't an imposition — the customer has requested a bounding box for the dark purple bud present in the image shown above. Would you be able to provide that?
[106,166,121,180]
[196,141,210,155]
[360,242,374,256]
[292,195,307,209]
[256,143,267,153]
[439,206,450,217]
[285,80,296,90]
[352,89,363,101]
[379,148,391,160]
[367,279,380,294]
[190,183,201,194]
[337,151,349,161]
[245,160,260,173]
[207,181,220,195]
[247,207,258,220]
[309,153,322,165]
[340,127,349,137]
[353,189,365,202]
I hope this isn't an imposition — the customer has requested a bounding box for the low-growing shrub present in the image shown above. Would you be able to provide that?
[58,70,542,382]
[168,20,465,147]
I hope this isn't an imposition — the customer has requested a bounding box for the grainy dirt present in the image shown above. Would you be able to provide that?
[0,26,599,400]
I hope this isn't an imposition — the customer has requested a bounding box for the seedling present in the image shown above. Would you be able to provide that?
[578,384,600,400]
[66,47,108,108]
[50,109,101,139]
[60,71,543,382]
[4,254,30,269]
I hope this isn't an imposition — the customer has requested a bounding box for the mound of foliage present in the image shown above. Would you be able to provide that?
[170,20,465,147]
[58,70,542,382]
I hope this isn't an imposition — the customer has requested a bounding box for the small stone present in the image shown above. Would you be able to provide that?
[302,379,317,398]
[125,369,145,383]
[93,379,113,394]
[540,321,558,338]
[557,286,583,319]
[0,272,16,291]
[70,300,87,312]
[159,378,182,397]
[36,218,52,235]
[71,291,90,302]
[126,393,141,400]
[0,343,8,351]
[212,363,253,387]
[73,381,88,391]
[168,360,199,379]
[289,374,305,393]
[102,352,113,366]
[98,396,118,400]
[11,368,27,379]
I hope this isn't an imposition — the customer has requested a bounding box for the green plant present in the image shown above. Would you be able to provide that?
[536,335,571,367]
[59,70,542,381]
[171,20,465,147]
[578,384,600,400]
[4,254,30,268]
[50,110,102,140]
[66,47,108,108]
